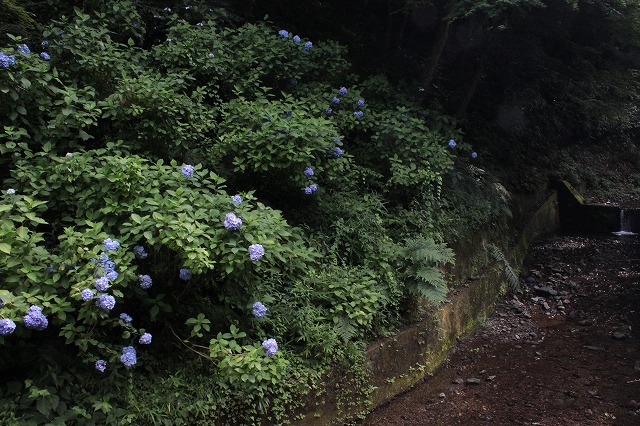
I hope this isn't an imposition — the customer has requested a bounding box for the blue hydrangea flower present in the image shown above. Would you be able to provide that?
[304,167,314,177]
[224,212,243,230]
[105,270,118,282]
[41,40,48,48]
[179,268,192,281]
[448,139,456,148]
[304,187,313,195]
[81,288,95,301]
[262,338,278,357]
[331,97,340,104]
[332,147,343,158]
[95,277,110,292]
[103,238,120,251]
[339,87,348,95]
[249,244,265,262]
[120,313,133,324]
[353,111,364,119]
[231,195,242,205]
[139,274,153,289]
[134,245,148,259]
[293,35,301,43]
[133,22,140,28]
[139,333,152,344]
[278,29,289,38]
[208,53,215,58]
[357,99,365,107]
[471,151,478,159]
[0,318,16,335]
[23,306,48,330]
[17,44,30,55]
[181,164,194,178]
[0,52,16,68]
[325,108,333,115]
[304,41,312,51]
[6,188,15,195]
[309,184,318,192]
[95,359,107,372]
[333,137,341,144]
[96,294,116,311]
[252,301,267,318]
[120,346,137,367]
[40,52,50,61]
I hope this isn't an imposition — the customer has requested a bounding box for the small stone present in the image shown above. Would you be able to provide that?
[584,345,605,352]
[466,378,482,385]
[452,378,464,384]
[525,276,536,284]
[628,400,640,410]
[578,320,593,326]
[535,286,559,297]
[486,375,496,382]
[612,332,627,340]
[438,392,446,399]
[542,302,550,310]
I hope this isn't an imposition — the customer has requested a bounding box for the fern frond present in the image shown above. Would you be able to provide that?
[488,244,521,293]
[333,317,357,342]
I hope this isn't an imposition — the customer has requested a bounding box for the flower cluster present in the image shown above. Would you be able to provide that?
[0,52,15,68]
[139,333,152,344]
[133,245,148,259]
[224,212,242,230]
[0,318,16,335]
[23,306,48,330]
[249,244,265,262]
[278,29,289,38]
[17,44,30,55]
[95,359,107,372]
[339,87,348,95]
[96,294,116,311]
[120,313,133,324]
[40,52,50,61]
[179,268,192,281]
[303,167,314,177]
[139,274,153,289]
[304,184,318,195]
[231,195,242,205]
[120,346,137,367]
[252,301,267,318]
[471,151,478,159]
[353,111,364,119]
[448,139,457,148]
[95,276,109,292]
[81,288,94,301]
[332,147,343,158]
[103,238,120,251]
[181,164,194,178]
[262,338,278,357]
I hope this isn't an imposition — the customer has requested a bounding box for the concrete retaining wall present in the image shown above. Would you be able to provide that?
[294,191,560,425]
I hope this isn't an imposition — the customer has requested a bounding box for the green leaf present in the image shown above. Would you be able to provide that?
[0,243,11,254]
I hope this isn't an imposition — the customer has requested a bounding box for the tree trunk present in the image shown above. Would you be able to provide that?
[420,0,457,92]
[456,60,484,117]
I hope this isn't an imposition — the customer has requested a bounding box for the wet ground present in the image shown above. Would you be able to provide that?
[361,233,640,425]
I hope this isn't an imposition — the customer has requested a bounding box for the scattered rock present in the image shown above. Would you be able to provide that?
[466,378,482,385]
[584,345,605,352]
[452,378,464,385]
[534,286,559,297]
[578,320,593,326]
[438,392,446,399]
[487,375,496,382]
[612,332,627,340]
[628,400,640,410]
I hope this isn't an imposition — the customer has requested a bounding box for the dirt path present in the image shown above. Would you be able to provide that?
[360,234,640,425]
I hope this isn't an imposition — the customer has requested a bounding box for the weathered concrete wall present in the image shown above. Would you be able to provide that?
[294,192,560,425]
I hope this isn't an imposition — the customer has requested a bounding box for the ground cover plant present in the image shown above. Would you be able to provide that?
[0,2,511,424]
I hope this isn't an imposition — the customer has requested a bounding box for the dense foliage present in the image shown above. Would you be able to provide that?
[1,0,636,424]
